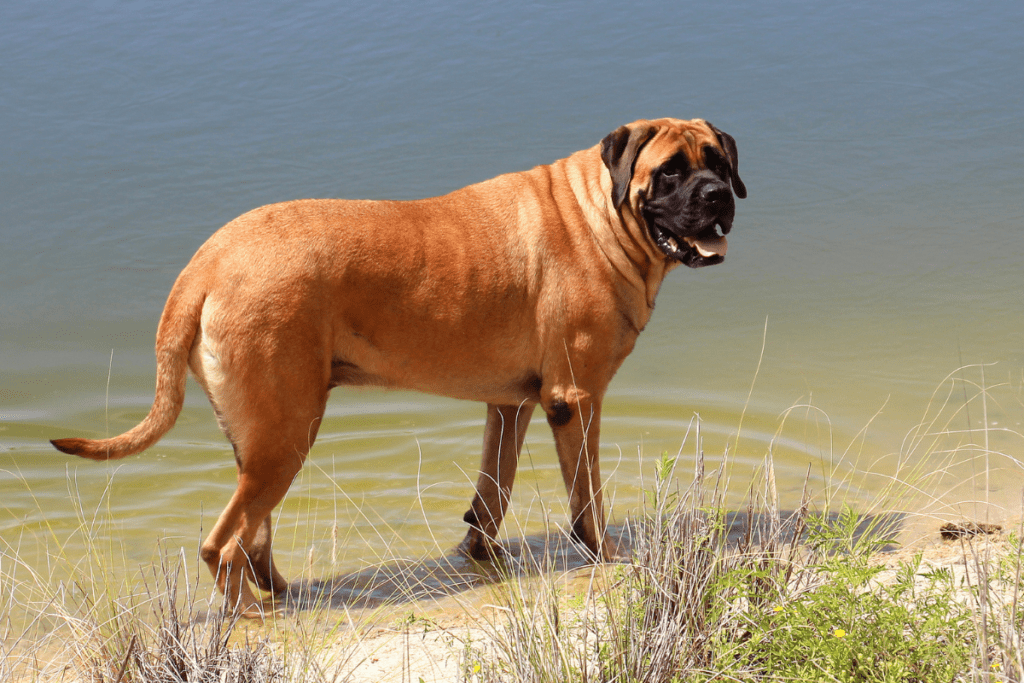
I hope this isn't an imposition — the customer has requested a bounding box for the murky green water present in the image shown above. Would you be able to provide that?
[2,0,1022,600]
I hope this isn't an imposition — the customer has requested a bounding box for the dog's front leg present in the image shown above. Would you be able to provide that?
[460,402,535,560]
[544,388,617,561]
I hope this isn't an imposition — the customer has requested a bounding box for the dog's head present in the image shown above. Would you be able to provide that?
[601,118,746,268]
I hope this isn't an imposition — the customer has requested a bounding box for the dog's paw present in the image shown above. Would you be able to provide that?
[599,535,625,562]
[457,528,507,562]
[573,530,624,563]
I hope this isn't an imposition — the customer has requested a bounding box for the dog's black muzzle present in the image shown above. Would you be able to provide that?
[642,171,736,268]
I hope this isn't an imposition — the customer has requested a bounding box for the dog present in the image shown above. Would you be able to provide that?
[52,118,745,616]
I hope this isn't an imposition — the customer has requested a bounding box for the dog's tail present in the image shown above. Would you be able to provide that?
[51,276,206,462]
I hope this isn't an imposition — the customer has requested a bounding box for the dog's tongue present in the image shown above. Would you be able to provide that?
[684,234,728,258]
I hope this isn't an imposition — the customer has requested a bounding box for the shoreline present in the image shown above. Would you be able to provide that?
[4,504,1021,682]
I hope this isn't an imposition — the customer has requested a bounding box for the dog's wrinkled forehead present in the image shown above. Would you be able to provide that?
[630,119,719,190]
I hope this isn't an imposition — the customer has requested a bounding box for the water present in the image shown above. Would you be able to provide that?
[2,0,1023,594]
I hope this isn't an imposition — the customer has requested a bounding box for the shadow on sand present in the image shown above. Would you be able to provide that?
[276,509,903,614]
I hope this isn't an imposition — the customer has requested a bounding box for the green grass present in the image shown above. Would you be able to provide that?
[721,509,973,681]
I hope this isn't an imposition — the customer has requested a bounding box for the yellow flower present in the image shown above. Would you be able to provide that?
[473,663,482,674]
[833,628,846,638]
[992,660,1002,671]
[773,605,784,613]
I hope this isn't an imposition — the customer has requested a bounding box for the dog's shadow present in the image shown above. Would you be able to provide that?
[277,527,613,614]
[276,509,903,615]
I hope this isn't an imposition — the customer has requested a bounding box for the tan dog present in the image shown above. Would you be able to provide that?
[52,117,745,616]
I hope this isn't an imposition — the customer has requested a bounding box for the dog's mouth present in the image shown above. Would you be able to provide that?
[653,223,728,268]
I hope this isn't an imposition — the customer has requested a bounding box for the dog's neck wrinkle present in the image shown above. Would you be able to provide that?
[578,155,669,318]
[617,207,671,312]
[557,149,658,308]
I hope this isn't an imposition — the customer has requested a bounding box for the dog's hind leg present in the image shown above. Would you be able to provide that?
[193,330,329,617]
[246,515,287,594]
[199,394,325,617]
[459,402,534,560]
[200,476,294,617]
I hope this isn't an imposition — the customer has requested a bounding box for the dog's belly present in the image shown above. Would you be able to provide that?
[329,326,544,406]
[330,358,541,405]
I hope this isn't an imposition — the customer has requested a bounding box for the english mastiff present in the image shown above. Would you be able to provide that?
[52,117,746,616]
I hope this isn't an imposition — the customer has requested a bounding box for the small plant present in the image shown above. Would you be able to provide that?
[723,512,974,682]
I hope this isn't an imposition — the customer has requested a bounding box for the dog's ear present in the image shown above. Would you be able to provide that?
[705,121,747,199]
[601,123,656,209]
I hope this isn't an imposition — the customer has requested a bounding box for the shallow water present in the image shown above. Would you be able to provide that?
[2,0,1023,596]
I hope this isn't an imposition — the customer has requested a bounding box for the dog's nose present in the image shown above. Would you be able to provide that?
[700,183,731,205]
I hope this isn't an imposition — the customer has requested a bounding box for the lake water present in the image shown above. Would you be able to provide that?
[2,0,1022,599]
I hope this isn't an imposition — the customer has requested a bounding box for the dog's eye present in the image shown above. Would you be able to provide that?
[659,154,690,180]
[703,146,730,179]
